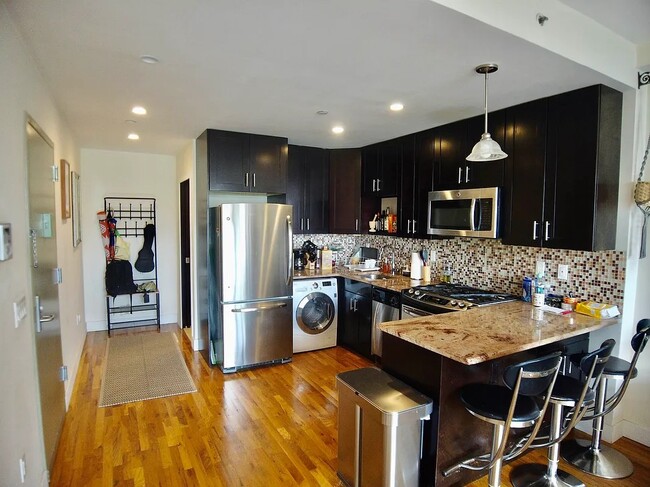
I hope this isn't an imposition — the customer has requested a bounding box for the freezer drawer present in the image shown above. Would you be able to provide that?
[221,298,292,372]
[337,367,433,487]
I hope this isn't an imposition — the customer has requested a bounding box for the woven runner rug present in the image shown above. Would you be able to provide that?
[99,332,196,407]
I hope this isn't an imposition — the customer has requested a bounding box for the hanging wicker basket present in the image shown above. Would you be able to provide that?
[634,181,650,205]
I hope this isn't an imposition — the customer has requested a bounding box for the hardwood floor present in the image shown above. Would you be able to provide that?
[51,325,649,486]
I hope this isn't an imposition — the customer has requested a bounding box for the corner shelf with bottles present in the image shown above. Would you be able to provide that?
[368,197,398,235]
[103,197,160,335]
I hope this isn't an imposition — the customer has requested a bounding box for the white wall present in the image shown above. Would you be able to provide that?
[1,4,85,485]
[81,149,178,331]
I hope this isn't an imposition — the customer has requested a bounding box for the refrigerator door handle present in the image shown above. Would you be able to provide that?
[286,215,293,286]
[231,302,288,313]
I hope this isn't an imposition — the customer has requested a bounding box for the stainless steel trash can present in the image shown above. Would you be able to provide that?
[337,367,434,487]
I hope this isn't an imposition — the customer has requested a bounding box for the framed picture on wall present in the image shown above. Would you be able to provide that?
[60,159,70,219]
[71,171,81,247]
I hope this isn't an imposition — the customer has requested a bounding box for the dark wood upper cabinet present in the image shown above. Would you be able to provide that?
[329,149,362,234]
[204,129,287,193]
[544,85,621,251]
[502,85,621,251]
[287,145,329,234]
[435,110,506,190]
[399,133,430,237]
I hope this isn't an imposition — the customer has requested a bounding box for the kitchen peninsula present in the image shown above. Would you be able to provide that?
[379,303,619,486]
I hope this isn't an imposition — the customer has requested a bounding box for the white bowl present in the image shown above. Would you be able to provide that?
[364,259,377,269]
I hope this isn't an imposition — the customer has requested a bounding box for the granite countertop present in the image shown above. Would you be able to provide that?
[380,300,620,365]
[294,266,420,292]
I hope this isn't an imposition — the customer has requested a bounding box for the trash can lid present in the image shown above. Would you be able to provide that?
[337,367,433,415]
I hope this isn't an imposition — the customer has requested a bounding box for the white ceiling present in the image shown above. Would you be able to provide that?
[5,0,649,155]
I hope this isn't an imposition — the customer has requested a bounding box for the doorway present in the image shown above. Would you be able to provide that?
[180,179,191,328]
[26,119,66,471]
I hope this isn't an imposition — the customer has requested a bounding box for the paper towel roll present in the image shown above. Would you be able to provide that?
[410,252,422,280]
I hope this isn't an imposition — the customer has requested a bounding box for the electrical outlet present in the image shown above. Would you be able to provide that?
[19,454,26,483]
[535,260,545,277]
[13,297,27,328]
[558,264,569,280]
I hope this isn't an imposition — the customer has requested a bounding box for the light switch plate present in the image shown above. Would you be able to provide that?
[535,260,545,277]
[0,223,12,261]
[558,264,569,280]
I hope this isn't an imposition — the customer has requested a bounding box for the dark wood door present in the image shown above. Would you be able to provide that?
[378,140,400,196]
[501,98,548,246]
[435,120,467,190]
[355,295,373,359]
[249,134,287,194]
[207,130,250,192]
[329,149,362,233]
[340,291,359,351]
[361,145,381,195]
[303,147,329,233]
[180,179,191,328]
[286,145,305,233]
[465,109,507,189]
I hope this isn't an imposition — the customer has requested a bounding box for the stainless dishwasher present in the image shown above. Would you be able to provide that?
[371,287,401,359]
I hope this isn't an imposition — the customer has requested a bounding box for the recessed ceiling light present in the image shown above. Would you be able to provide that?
[316,110,329,115]
[127,133,140,140]
[332,126,344,134]
[140,55,160,64]
[131,106,147,115]
[390,102,404,111]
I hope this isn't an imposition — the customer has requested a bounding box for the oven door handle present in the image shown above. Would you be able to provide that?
[402,305,433,319]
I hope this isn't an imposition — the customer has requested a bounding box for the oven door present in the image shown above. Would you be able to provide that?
[401,304,453,318]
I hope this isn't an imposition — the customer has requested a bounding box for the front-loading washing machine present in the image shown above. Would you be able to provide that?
[293,278,338,353]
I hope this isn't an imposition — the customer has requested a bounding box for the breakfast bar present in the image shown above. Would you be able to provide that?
[379,301,620,487]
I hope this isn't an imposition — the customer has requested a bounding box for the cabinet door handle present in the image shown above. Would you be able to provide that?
[458,167,462,184]
[306,218,310,231]
[407,220,411,234]
[349,298,355,312]
[465,166,470,183]
[372,179,376,192]
[300,218,304,231]
[253,173,256,188]
[544,221,550,241]
[245,172,249,187]
[355,218,359,231]
[353,299,358,312]
[533,221,539,241]
[377,179,381,191]
[413,220,417,233]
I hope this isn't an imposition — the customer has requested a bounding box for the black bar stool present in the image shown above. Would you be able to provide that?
[510,339,615,487]
[561,319,650,479]
[443,352,562,487]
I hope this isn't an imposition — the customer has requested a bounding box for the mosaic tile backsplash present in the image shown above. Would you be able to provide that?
[293,234,626,307]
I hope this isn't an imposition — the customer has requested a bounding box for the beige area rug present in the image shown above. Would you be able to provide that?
[99,332,196,407]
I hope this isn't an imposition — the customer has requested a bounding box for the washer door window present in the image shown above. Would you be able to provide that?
[296,292,334,335]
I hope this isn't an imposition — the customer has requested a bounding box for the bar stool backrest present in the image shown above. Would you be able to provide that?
[579,338,616,381]
[632,319,650,353]
[503,352,563,396]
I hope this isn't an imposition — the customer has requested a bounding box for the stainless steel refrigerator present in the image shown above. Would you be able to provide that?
[208,203,293,372]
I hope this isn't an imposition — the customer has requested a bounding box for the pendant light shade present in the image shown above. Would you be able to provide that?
[466,64,507,162]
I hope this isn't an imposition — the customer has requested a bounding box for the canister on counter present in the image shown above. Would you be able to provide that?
[522,276,533,302]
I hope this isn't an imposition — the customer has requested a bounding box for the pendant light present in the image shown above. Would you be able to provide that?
[466,63,507,161]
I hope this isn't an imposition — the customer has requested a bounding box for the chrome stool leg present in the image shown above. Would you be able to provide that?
[561,377,634,479]
[511,402,584,487]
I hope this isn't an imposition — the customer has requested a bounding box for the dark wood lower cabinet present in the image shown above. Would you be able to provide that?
[381,333,589,487]
[339,280,372,359]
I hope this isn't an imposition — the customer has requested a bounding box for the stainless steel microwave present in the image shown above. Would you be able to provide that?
[427,187,500,238]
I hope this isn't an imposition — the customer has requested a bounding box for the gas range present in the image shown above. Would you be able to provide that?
[401,283,519,315]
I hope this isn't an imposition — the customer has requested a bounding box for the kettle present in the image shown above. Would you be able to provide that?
[293,249,307,270]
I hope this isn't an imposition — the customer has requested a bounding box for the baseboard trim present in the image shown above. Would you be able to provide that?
[621,420,650,447]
